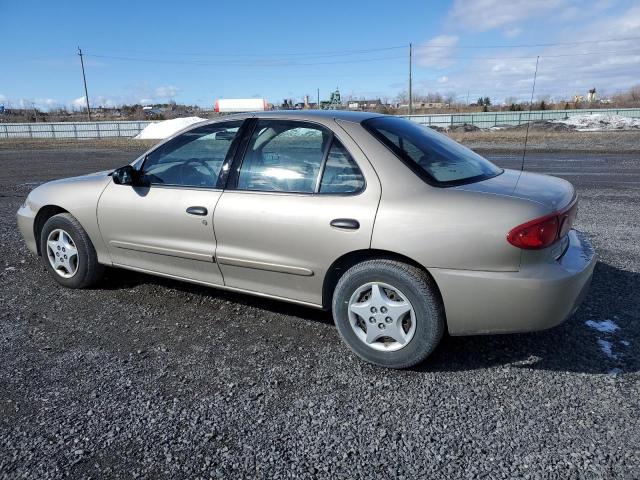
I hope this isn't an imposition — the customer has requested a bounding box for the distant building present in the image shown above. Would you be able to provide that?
[398,102,448,110]
[587,88,597,102]
[320,87,342,109]
[347,99,382,110]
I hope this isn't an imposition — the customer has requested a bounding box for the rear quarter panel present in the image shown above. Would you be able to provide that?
[337,119,549,272]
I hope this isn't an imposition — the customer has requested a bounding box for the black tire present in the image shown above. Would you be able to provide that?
[39,213,104,289]
[332,259,444,369]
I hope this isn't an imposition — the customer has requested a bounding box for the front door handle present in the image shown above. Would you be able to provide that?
[330,218,360,230]
[186,206,208,216]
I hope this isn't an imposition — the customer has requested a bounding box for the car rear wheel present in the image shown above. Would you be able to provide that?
[332,259,444,369]
[39,213,104,289]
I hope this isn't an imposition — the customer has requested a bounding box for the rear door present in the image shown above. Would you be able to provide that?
[213,118,381,306]
[97,120,246,285]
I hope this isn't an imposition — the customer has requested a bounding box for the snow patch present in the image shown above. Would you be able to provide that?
[552,113,640,131]
[597,339,617,360]
[135,117,207,139]
[585,319,619,333]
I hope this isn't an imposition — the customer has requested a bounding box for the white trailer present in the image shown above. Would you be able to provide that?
[215,98,267,113]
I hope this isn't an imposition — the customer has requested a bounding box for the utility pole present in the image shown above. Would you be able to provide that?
[408,43,413,115]
[409,43,413,115]
[77,46,91,121]
[317,88,320,110]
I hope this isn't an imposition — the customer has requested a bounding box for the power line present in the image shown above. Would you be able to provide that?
[83,36,640,59]
[416,36,640,49]
[419,49,640,60]
[85,48,640,66]
[84,53,407,66]
[85,45,407,60]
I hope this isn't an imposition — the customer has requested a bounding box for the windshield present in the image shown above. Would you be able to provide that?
[363,116,502,186]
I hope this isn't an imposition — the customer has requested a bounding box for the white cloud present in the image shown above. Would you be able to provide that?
[72,96,87,109]
[416,35,459,68]
[504,27,522,38]
[154,85,180,98]
[450,0,565,31]
[437,76,449,84]
[416,4,640,102]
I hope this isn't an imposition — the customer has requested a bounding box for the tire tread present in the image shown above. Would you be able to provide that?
[332,259,444,369]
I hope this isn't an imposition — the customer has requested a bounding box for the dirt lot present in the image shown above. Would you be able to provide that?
[2,128,639,153]
[1,140,639,479]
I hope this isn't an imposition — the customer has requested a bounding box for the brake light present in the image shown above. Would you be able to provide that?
[507,201,577,250]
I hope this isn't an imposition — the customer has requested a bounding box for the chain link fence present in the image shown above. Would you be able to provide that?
[0,121,154,139]
[400,107,640,128]
[1,108,639,138]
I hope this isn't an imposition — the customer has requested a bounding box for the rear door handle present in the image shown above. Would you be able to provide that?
[330,218,360,230]
[186,206,208,216]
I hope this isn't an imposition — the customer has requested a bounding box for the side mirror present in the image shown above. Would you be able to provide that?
[112,165,140,185]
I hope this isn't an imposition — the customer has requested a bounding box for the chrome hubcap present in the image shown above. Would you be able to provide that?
[347,282,416,351]
[46,229,79,278]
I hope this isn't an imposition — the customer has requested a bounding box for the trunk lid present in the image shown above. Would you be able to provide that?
[455,168,575,211]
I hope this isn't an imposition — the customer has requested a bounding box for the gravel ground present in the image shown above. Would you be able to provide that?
[1,145,639,479]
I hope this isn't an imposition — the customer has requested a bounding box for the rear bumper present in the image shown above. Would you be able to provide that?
[431,230,596,335]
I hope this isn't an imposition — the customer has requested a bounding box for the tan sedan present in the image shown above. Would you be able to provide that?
[17,111,595,368]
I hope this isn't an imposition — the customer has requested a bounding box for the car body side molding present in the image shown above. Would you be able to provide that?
[109,240,214,263]
[216,255,314,277]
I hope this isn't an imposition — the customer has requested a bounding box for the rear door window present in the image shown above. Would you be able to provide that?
[237,121,328,193]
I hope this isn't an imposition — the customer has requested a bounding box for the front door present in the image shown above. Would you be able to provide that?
[213,119,381,306]
[97,120,245,285]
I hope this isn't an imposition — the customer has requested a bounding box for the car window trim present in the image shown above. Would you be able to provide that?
[313,133,335,193]
[316,137,367,196]
[224,117,258,190]
[137,119,249,190]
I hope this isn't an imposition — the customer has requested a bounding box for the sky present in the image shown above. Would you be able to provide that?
[1,0,639,110]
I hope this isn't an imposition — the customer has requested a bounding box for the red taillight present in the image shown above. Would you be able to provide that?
[507,201,577,250]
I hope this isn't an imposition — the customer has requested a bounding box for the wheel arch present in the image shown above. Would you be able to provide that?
[322,249,445,313]
[33,205,69,255]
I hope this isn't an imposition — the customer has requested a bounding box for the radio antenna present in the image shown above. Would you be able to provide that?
[520,56,539,173]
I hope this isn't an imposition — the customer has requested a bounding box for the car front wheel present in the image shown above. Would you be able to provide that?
[332,259,444,369]
[39,213,104,289]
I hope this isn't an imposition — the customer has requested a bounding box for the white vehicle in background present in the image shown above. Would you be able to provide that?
[215,98,268,113]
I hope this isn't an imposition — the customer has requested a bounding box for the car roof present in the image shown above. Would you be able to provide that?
[210,109,383,124]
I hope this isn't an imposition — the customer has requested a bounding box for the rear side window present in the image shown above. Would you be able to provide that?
[238,121,327,193]
[236,120,365,195]
[319,140,365,194]
[363,116,502,186]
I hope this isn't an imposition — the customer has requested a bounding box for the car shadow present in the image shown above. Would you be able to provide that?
[99,267,334,326]
[99,261,638,374]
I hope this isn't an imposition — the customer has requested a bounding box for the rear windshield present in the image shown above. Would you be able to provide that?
[363,116,502,186]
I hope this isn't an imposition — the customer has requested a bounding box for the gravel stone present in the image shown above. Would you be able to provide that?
[0,145,638,479]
